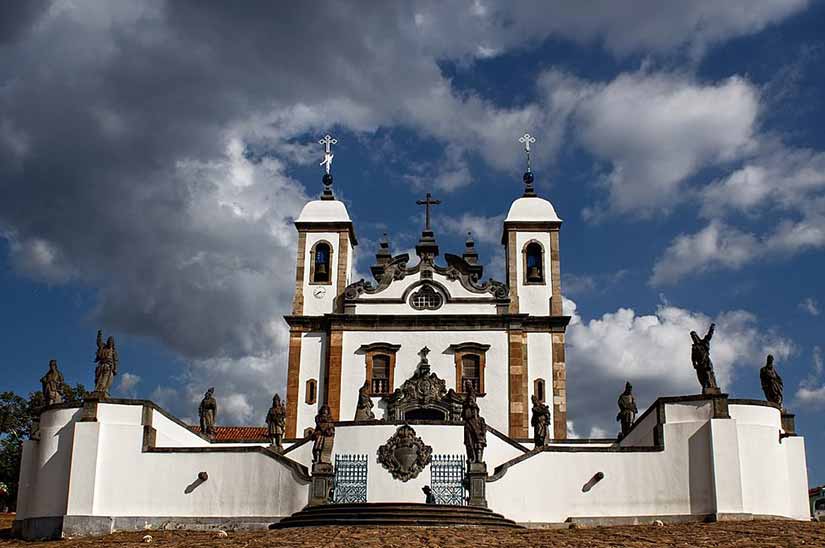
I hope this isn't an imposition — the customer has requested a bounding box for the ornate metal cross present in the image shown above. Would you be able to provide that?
[319,134,337,175]
[416,193,441,231]
[519,133,536,173]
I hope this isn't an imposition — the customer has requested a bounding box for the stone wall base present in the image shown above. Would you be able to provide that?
[13,515,285,540]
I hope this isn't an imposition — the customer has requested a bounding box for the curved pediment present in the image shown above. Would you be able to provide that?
[343,253,509,315]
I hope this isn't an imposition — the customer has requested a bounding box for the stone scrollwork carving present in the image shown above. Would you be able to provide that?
[343,252,508,303]
[377,424,433,482]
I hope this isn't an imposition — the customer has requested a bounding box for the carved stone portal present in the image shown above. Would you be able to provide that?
[377,424,433,482]
[382,348,466,423]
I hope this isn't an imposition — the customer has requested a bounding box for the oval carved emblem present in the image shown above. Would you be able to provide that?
[377,424,433,482]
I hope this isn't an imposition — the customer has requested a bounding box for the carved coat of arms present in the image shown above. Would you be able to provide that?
[377,424,433,482]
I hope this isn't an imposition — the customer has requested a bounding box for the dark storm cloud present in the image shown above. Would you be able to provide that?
[0,1,808,422]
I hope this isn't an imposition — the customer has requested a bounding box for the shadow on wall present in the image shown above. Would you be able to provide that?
[688,423,713,515]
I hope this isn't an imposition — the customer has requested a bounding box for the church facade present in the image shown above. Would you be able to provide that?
[284,175,568,443]
[13,140,812,538]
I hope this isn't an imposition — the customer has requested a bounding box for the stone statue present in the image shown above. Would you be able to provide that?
[616,382,638,438]
[760,354,784,408]
[265,393,286,451]
[40,359,65,406]
[461,381,486,464]
[312,404,335,464]
[690,323,719,394]
[531,394,551,447]
[93,329,118,398]
[354,380,375,420]
[199,387,217,436]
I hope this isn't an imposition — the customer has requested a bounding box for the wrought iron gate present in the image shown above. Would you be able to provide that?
[332,454,368,503]
[430,454,465,505]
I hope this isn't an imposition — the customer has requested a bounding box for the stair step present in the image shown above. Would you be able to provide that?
[273,502,521,529]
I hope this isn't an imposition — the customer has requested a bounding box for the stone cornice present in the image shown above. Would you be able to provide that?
[294,221,358,246]
[283,313,572,332]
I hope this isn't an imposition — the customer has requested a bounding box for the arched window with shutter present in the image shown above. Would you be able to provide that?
[448,342,490,394]
[371,354,390,395]
[358,343,401,397]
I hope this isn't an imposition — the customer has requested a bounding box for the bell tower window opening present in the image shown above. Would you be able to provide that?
[410,284,443,311]
[371,354,390,395]
[523,241,545,285]
[309,241,334,285]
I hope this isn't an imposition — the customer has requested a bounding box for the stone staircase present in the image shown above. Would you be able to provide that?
[272,502,522,528]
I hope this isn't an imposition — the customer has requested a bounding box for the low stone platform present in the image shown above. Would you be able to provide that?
[272,502,522,529]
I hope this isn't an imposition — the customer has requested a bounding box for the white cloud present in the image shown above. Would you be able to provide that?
[796,347,825,407]
[799,298,820,317]
[116,372,141,397]
[436,212,505,245]
[542,71,759,218]
[0,1,810,426]
[565,297,793,437]
[650,221,760,285]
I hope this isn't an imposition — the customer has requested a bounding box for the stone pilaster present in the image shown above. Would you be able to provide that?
[552,332,567,439]
[505,230,519,313]
[549,228,562,316]
[285,330,302,438]
[325,328,344,420]
[335,231,349,312]
[507,326,529,438]
[292,232,307,315]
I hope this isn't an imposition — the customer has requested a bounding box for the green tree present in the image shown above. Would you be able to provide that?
[0,383,88,511]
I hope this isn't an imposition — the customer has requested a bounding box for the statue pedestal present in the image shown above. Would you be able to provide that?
[702,387,721,396]
[466,462,487,508]
[308,463,334,507]
[781,411,796,434]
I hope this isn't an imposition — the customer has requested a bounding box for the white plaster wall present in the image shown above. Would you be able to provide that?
[91,424,306,517]
[152,410,209,447]
[297,331,326,434]
[729,404,809,519]
[15,441,37,519]
[488,419,715,522]
[515,232,552,316]
[303,232,340,316]
[339,330,509,430]
[25,408,80,518]
[526,332,553,427]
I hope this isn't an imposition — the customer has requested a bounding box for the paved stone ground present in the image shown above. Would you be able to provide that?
[2,518,825,547]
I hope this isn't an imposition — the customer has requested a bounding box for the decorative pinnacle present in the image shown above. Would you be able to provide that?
[519,133,536,173]
[519,133,537,197]
[319,134,337,199]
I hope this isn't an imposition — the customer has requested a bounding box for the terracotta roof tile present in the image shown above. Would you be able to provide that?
[190,425,268,441]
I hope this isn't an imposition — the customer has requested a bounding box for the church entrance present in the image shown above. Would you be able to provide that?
[430,454,466,505]
[332,454,368,504]
[404,407,446,421]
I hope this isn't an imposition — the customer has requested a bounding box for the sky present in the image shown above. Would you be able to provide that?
[0,1,824,483]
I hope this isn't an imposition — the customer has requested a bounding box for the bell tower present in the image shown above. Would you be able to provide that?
[501,133,568,439]
[285,134,357,437]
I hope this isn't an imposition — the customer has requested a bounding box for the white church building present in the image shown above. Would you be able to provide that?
[14,137,810,538]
